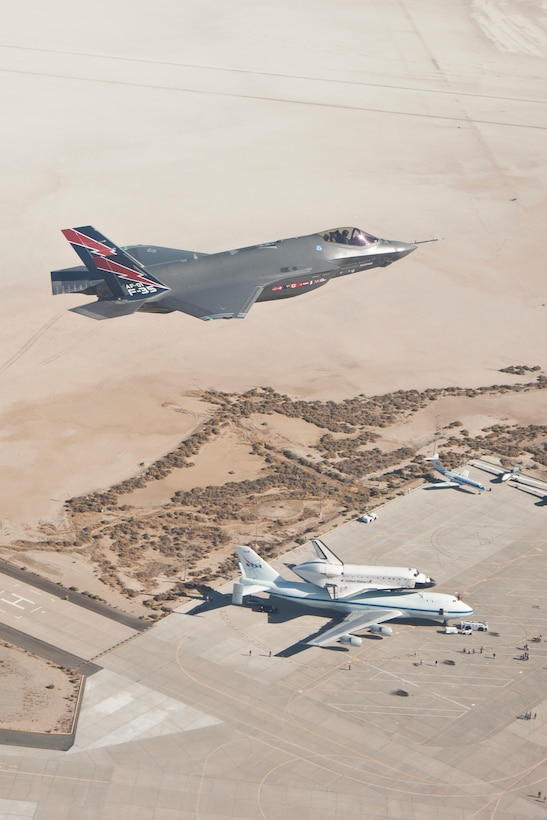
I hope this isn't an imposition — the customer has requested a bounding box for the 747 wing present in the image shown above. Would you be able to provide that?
[308,608,402,647]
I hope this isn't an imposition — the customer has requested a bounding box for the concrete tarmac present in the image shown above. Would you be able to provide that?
[1,472,546,818]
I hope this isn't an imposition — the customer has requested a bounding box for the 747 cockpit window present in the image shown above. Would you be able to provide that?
[321,227,378,246]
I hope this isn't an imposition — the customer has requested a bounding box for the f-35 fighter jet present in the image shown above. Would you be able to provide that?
[51,225,416,321]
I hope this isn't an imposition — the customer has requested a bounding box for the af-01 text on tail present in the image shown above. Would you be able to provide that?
[51,224,416,321]
[55,227,171,319]
[233,546,473,648]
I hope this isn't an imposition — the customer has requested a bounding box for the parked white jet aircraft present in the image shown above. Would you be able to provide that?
[499,465,521,482]
[472,460,546,504]
[290,539,436,598]
[426,453,485,492]
[471,460,521,482]
[512,477,547,504]
[233,546,473,647]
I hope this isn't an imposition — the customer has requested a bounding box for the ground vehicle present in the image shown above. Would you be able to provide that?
[357,512,378,523]
[459,621,488,632]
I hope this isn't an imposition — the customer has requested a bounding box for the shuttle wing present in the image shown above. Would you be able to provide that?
[308,608,402,646]
[327,582,392,599]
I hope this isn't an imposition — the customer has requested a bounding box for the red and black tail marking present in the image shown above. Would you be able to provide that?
[61,225,170,301]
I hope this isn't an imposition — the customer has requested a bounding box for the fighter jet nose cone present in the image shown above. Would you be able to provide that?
[381,240,416,259]
[398,241,417,257]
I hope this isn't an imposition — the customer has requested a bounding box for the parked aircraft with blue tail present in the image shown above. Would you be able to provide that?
[426,453,486,493]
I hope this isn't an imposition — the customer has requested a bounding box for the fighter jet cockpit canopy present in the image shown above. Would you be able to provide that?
[321,227,379,246]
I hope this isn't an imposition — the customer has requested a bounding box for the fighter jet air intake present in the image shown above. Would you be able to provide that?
[51,225,416,320]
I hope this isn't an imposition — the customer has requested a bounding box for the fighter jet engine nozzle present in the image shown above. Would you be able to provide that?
[369,624,393,636]
[339,634,362,647]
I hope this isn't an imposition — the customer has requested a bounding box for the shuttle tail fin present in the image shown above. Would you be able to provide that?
[311,539,343,566]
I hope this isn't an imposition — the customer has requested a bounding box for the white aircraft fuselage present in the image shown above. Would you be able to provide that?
[291,538,436,594]
[292,560,435,591]
[250,577,470,620]
[426,454,485,492]
[235,545,471,622]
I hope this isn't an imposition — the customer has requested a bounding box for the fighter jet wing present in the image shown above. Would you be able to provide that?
[308,608,402,646]
[168,283,264,320]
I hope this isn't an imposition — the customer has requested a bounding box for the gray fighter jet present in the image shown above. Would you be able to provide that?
[51,225,416,320]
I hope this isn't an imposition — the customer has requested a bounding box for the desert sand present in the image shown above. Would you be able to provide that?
[0,0,545,766]
[0,1,546,543]
[0,642,79,733]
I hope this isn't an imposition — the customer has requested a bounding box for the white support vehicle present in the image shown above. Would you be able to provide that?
[459,621,488,632]
[357,512,378,523]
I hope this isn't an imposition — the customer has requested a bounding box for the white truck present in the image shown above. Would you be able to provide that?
[459,621,488,632]
[357,512,378,523]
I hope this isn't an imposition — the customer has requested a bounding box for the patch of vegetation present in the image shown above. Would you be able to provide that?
[11,377,546,610]
[499,364,541,375]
